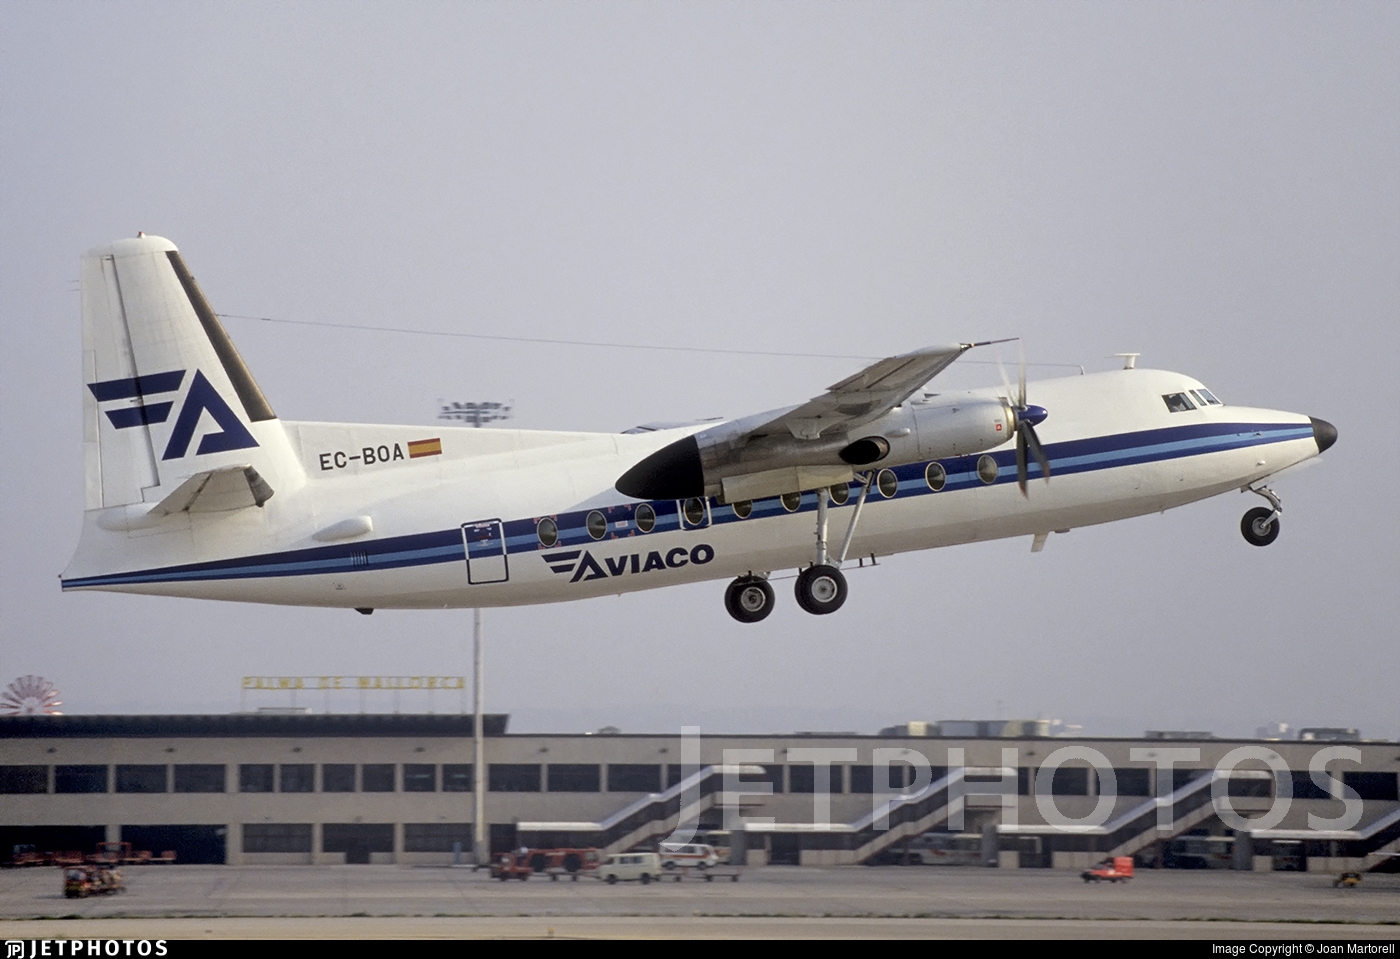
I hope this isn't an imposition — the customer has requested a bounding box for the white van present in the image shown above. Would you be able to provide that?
[599,852,662,884]
[659,842,722,870]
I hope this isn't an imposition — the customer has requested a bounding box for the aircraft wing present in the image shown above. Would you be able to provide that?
[762,344,977,440]
[616,341,1000,500]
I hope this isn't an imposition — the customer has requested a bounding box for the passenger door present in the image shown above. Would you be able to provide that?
[461,519,509,584]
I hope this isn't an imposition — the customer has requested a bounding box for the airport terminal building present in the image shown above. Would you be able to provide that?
[2,714,1397,874]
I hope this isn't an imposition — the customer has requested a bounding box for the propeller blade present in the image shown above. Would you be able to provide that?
[1023,421,1051,482]
[1018,341,1028,410]
[1016,432,1029,496]
[997,355,1015,406]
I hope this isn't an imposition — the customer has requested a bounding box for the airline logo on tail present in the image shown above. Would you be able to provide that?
[88,369,259,459]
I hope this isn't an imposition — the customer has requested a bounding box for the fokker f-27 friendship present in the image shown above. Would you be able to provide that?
[62,236,1337,622]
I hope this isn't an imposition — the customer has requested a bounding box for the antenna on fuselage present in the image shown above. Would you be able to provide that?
[1113,353,1140,370]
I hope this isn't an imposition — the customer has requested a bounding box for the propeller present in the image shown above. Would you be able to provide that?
[999,345,1052,497]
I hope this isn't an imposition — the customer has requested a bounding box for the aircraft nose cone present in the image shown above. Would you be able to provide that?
[1017,405,1048,427]
[1310,417,1338,454]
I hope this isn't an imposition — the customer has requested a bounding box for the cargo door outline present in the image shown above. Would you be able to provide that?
[462,519,509,584]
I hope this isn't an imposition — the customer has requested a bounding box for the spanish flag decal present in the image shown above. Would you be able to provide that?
[408,438,443,459]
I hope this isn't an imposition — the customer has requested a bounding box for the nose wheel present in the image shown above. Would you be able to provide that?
[724,576,775,623]
[794,564,848,615]
[1241,507,1280,547]
[1241,486,1282,547]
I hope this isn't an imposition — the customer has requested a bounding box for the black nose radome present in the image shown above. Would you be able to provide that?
[616,435,705,499]
[1310,417,1338,454]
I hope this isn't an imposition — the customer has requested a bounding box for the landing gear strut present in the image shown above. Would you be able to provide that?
[724,576,775,623]
[1241,486,1282,547]
[790,475,870,615]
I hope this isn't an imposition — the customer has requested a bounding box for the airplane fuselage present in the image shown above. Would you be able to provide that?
[62,367,1328,611]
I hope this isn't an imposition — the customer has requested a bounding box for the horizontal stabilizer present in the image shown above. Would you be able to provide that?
[151,465,274,516]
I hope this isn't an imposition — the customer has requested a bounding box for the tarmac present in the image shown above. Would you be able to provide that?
[0,864,1396,939]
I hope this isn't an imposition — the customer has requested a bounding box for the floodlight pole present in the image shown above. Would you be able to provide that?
[440,400,512,868]
[472,606,485,867]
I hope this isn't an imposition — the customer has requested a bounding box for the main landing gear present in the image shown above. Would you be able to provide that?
[1241,486,1282,547]
[723,472,873,623]
[724,576,775,623]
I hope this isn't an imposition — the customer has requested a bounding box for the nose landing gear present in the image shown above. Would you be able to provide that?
[1241,486,1282,547]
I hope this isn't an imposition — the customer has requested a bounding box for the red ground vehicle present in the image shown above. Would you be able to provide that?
[1082,856,1134,883]
[490,847,599,881]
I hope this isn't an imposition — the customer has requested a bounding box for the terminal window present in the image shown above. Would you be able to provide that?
[964,768,1026,795]
[0,765,48,794]
[322,764,356,792]
[243,823,311,854]
[442,764,473,792]
[1043,767,1088,796]
[239,764,275,793]
[1286,771,1333,800]
[173,764,226,793]
[547,764,600,792]
[607,764,661,792]
[403,764,437,792]
[362,764,396,793]
[279,764,315,793]
[404,823,472,853]
[788,764,843,795]
[116,764,168,793]
[1225,776,1272,798]
[1108,768,1152,797]
[489,764,541,792]
[1344,771,1399,801]
[322,823,393,854]
[55,765,108,794]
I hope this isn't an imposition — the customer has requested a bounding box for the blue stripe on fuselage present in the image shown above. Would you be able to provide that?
[61,421,1312,589]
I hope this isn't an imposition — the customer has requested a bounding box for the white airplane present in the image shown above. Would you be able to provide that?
[62,235,1337,622]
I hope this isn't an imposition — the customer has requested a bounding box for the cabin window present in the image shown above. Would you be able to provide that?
[829,483,850,506]
[781,492,802,512]
[925,462,946,492]
[731,500,752,519]
[586,510,607,540]
[976,455,999,485]
[682,498,706,526]
[634,503,656,533]
[876,469,899,498]
[536,517,558,548]
[1162,393,1197,413]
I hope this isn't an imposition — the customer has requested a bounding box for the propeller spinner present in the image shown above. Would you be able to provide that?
[1001,351,1052,496]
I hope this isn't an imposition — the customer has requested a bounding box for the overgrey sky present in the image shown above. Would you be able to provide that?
[2,2,1396,738]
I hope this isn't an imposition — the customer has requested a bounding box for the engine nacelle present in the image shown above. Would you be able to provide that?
[615,393,1012,502]
[910,393,1013,460]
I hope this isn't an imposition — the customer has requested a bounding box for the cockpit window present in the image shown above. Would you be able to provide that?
[1193,388,1223,406]
[1162,393,1197,413]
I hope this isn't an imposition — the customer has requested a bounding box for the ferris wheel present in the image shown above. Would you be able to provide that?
[1,675,63,716]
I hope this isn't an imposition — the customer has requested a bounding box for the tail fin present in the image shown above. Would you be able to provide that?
[79,235,303,513]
